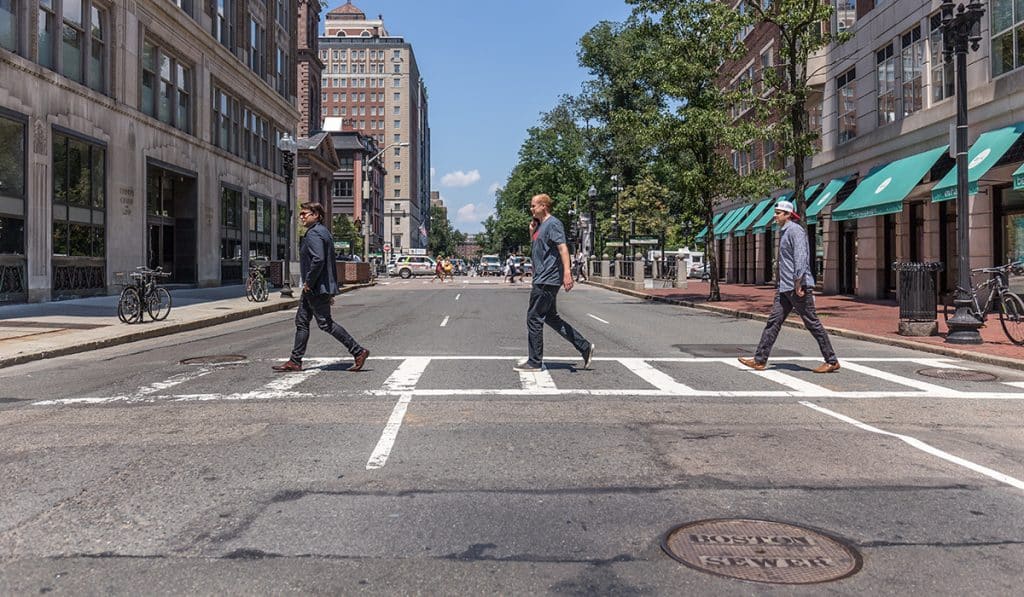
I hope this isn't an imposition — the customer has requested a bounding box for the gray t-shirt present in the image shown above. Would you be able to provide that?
[531,216,566,286]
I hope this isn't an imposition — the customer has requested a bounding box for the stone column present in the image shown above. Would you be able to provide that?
[633,253,644,290]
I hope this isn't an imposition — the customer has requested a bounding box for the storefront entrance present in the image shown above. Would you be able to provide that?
[145,162,197,283]
[996,186,1024,294]
[839,220,857,294]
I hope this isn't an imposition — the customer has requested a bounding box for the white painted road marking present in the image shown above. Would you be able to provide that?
[619,358,697,395]
[800,401,1024,492]
[519,367,558,391]
[587,313,610,324]
[841,360,962,394]
[367,393,413,470]
[440,316,450,327]
[724,358,836,396]
[455,294,461,301]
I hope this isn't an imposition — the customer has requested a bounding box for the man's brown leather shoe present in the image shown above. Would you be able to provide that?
[737,357,766,371]
[350,349,370,372]
[813,361,841,373]
[272,360,302,372]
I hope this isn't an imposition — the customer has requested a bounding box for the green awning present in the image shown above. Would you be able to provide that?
[831,145,949,221]
[715,206,750,239]
[694,212,725,240]
[733,198,773,237]
[931,123,1024,201]
[1013,162,1024,190]
[805,177,853,225]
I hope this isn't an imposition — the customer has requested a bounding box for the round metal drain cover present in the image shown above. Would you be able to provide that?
[663,519,861,584]
[916,368,998,382]
[179,355,248,366]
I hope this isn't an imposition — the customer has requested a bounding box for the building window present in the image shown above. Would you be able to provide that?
[141,40,192,134]
[833,0,857,34]
[332,179,353,197]
[394,146,401,156]
[762,140,775,169]
[220,186,242,280]
[36,0,107,91]
[214,0,234,50]
[248,195,272,259]
[901,27,923,117]
[393,134,400,143]
[393,161,400,170]
[52,131,106,258]
[876,43,896,126]
[393,63,401,73]
[394,202,400,211]
[837,67,857,144]
[394,175,400,184]
[1,0,17,54]
[929,13,954,102]
[275,45,288,97]
[0,113,26,255]
[212,85,241,155]
[394,217,401,226]
[991,0,1023,77]
[249,18,265,78]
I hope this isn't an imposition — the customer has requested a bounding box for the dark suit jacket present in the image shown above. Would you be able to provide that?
[299,222,339,296]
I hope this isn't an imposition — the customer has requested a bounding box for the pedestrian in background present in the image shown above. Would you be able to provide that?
[431,257,444,283]
[514,194,595,372]
[738,200,839,373]
[273,202,370,373]
[506,254,518,284]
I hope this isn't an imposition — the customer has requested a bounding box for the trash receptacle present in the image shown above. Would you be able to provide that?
[893,261,944,336]
[267,260,283,288]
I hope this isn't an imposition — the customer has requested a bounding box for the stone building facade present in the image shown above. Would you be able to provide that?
[0,0,302,302]
[712,0,1024,300]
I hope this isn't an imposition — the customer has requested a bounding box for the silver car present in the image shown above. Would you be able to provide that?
[389,256,437,278]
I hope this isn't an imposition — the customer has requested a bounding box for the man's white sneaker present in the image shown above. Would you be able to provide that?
[513,360,543,373]
[581,344,595,370]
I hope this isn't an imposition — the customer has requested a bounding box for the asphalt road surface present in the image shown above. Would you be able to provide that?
[1,277,1022,595]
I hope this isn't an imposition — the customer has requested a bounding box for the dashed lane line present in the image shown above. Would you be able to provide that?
[587,313,610,324]
[440,315,450,327]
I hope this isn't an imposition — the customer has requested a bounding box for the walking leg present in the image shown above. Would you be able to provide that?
[289,295,314,363]
[309,295,364,357]
[753,292,793,363]
[792,292,838,364]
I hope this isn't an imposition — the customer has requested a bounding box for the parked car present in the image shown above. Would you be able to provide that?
[511,256,532,276]
[388,255,437,278]
[480,255,502,276]
[688,262,710,280]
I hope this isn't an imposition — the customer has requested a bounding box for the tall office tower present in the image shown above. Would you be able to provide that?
[319,2,431,251]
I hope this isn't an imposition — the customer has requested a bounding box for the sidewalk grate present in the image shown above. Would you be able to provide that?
[663,519,862,584]
[917,368,998,382]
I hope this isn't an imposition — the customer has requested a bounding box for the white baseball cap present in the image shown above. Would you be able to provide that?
[774,200,800,220]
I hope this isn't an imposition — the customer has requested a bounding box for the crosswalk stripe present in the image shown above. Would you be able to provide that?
[723,359,836,395]
[382,357,431,391]
[519,368,558,391]
[367,358,432,469]
[618,358,697,395]
[840,361,962,394]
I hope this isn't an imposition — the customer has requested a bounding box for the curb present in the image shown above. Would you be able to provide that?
[0,283,373,369]
[585,280,1024,373]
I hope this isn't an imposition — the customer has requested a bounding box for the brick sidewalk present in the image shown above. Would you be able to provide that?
[592,280,1024,370]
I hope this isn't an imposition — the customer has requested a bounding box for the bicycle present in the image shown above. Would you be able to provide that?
[246,260,270,302]
[117,267,172,323]
[942,261,1024,345]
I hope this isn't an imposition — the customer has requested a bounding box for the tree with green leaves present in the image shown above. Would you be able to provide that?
[629,0,781,300]
[744,0,847,225]
[331,214,362,257]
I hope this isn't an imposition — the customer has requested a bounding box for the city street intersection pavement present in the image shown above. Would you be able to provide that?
[589,279,1024,371]
[0,275,1022,594]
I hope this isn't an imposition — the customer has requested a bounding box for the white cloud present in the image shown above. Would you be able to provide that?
[488,182,501,195]
[430,167,436,179]
[456,203,492,224]
[441,169,481,188]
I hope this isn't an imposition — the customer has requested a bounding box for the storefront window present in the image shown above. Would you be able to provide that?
[220,186,242,282]
[52,131,105,257]
[0,113,26,255]
[249,195,271,259]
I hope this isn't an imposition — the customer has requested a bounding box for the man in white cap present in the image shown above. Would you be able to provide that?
[739,200,840,373]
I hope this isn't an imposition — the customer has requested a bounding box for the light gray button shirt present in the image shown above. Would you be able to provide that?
[778,220,814,292]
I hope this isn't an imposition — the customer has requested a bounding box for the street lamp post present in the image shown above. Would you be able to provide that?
[361,141,409,262]
[611,176,624,253]
[276,133,297,297]
[587,185,597,257]
[942,0,985,345]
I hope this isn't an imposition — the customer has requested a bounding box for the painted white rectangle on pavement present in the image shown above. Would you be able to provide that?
[381,357,431,391]
[840,361,962,394]
[367,393,413,470]
[519,367,558,391]
[619,358,697,395]
[723,359,835,395]
[440,316,450,327]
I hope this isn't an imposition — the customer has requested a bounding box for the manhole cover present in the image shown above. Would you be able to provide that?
[179,355,248,366]
[663,519,861,584]
[916,368,998,382]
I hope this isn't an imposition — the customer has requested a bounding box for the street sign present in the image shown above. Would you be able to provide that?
[383,243,392,252]
[630,237,658,245]
[605,241,625,247]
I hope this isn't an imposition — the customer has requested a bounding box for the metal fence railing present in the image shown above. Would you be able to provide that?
[619,260,634,280]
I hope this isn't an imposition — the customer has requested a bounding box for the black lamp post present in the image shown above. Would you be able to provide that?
[942,0,985,344]
[587,184,597,257]
[611,175,624,253]
[277,133,297,298]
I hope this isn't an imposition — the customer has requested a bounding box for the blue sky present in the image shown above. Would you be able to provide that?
[323,1,633,233]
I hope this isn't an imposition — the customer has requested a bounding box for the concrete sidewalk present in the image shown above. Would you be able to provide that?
[587,279,1024,371]
[0,283,372,368]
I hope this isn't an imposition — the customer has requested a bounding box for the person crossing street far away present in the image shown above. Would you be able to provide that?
[273,202,370,373]
[514,194,595,373]
[738,200,840,373]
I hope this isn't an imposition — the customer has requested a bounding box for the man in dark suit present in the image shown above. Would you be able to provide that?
[273,202,370,372]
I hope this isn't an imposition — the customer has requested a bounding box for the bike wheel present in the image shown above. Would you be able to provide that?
[117,287,143,324]
[999,292,1024,345]
[245,277,256,301]
[255,275,269,302]
[147,287,172,321]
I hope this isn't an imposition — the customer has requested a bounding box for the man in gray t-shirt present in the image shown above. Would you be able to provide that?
[513,194,595,373]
